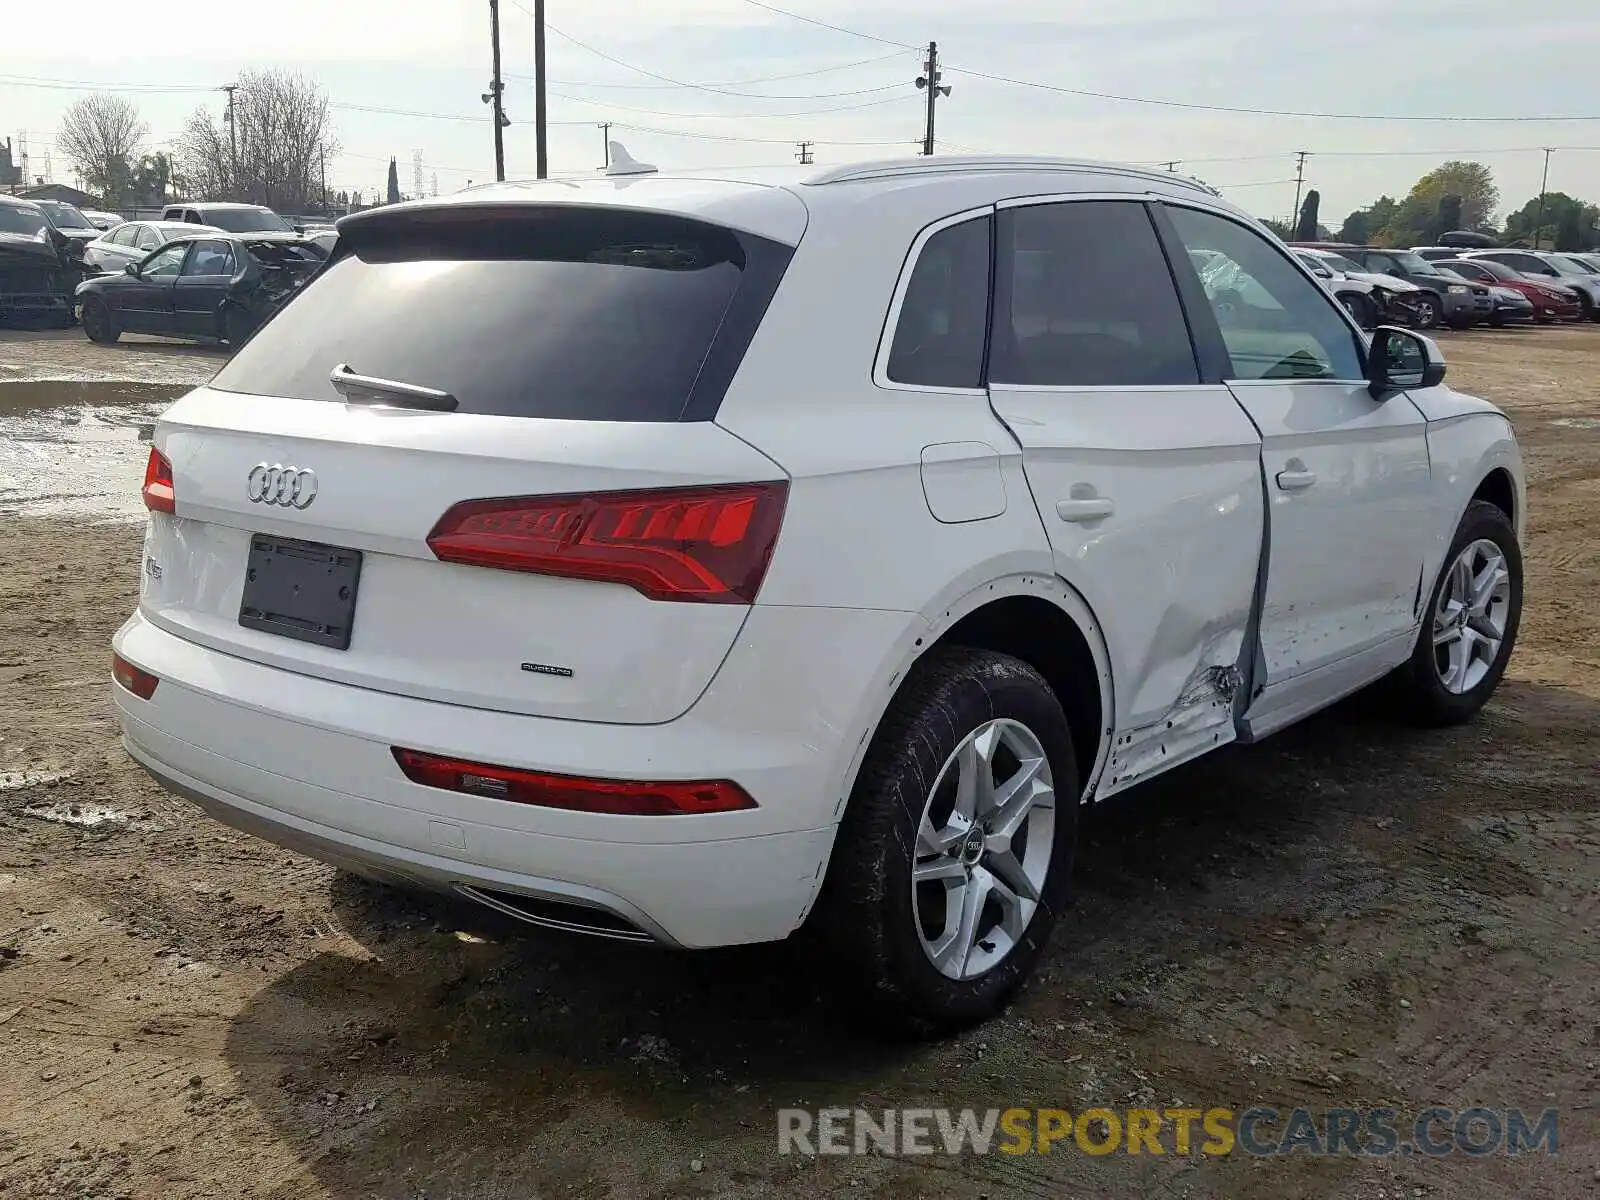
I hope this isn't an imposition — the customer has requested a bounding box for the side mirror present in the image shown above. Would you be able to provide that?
[1369,326,1445,397]
[124,263,139,276]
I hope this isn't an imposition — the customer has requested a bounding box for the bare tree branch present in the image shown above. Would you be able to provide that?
[174,70,339,212]
[56,93,148,206]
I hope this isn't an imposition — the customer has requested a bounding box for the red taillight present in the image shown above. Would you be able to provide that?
[391,748,757,816]
[142,448,175,514]
[111,652,158,700]
[425,481,788,604]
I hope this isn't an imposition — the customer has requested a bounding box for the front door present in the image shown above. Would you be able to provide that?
[171,238,236,338]
[118,242,187,335]
[984,197,1267,795]
[1159,203,1432,729]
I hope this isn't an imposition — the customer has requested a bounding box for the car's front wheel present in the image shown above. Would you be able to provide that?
[814,647,1078,1037]
[81,297,119,344]
[1412,293,1441,329]
[1389,499,1522,726]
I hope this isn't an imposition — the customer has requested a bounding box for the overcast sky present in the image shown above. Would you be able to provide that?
[6,0,1599,223]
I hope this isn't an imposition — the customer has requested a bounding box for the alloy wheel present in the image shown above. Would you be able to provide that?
[1433,538,1513,694]
[912,719,1056,981]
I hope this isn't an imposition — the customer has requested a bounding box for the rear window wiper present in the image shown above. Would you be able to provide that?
[329,363,458,412]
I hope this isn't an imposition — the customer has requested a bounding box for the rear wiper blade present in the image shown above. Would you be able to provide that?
[329,363,458,412]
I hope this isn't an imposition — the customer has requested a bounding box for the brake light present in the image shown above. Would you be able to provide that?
[391,748,757,816]
[142,448,175,514]
[426,481,788,604]
[111,652,158,699]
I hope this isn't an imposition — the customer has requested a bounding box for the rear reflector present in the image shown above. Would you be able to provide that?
[111,652,158,699]
[142,448,175,514]
[425,481,788,603]
[391,748,757,816]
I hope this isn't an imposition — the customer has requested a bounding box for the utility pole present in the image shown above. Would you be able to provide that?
[486,0,507,182]
[1161,161,1179,172]
[534,0,548,178]
[599,122,611,170]
[1291,151,1309,230]
[1532,147,1552,250]
[915,42,950,157]
[222,84,240,196]
[795,140,814,165]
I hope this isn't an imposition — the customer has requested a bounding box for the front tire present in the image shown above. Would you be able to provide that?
[1412,293,1441,330]
[81,297,119,344]
[813,647,1079,1038]
[1389,500,1522,727]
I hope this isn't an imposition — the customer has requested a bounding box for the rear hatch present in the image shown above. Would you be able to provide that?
[141,200,797,724]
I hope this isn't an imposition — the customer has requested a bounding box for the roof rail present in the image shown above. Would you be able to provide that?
[805,155,1218,195]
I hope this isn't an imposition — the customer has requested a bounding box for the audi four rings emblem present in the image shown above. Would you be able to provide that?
[246,463,318,509]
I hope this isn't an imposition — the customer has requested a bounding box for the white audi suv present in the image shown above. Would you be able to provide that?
[112,153,1525,1034]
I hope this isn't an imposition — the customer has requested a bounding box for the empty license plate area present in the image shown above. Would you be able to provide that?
[238,535,363,650]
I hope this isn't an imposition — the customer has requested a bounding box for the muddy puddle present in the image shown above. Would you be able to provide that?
[0,378,193,522]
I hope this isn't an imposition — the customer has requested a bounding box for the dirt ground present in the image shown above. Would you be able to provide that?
[0,325,1596,1199]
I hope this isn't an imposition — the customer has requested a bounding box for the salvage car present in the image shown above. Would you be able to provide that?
[0,195,75,325]
[1292,247,1425,328]
[76,233,326,345]
[160,202,296,234]
[111,155,1525,1035]
[81,209,125,230]
[83,220,226,275]
[1294,244,1489,329]
[1432,258,1576,323]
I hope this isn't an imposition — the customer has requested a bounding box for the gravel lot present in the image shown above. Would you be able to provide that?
[0,325,1596,1198]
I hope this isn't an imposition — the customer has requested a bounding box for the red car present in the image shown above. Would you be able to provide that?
[1434,257,1582,322]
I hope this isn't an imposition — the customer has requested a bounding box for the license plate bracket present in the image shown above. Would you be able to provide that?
[238,535,362,650]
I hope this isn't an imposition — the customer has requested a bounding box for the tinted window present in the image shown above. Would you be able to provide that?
[181,239,235,277]
[203,207,294,233]
[1168,205,1364,382]
[990,201,1197,387]
[141,244,189,278]
[886,216,991,388]
[0,205,46,237]
[211,207,789,422]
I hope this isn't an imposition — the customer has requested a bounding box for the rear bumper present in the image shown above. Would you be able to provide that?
[113,603,921,947]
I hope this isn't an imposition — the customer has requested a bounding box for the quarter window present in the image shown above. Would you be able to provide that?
[989,201,1198,387]
[1167,206,1364,382]
[886,216,992,389]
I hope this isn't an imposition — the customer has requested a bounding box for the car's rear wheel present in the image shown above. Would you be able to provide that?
[813,646,1078,1037]
[221,305,252,347]
[1388,500,1522,727]
[1339,292,1375,329]
[81,297,119,344]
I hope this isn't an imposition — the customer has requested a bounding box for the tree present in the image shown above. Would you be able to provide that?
[1556,205,1584,252]
[1258,216,1294,240]
[386,157,401,204]
[175,69,338,211]
[1373,161,1499,246]
[130,152,179,205]
[1434,194,1463,239]
[1295,190,1321,241]
[1337,196,1397,246]
[1504,192,1598,250]
[56,93,148,207]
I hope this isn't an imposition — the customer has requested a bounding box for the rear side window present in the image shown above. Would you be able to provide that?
[991,201,1198,387]
[886,216,991,388]
[211,206,790,422]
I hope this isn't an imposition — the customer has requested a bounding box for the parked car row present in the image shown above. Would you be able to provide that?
[1290,243,1497,330]
[1413,245,1600,323]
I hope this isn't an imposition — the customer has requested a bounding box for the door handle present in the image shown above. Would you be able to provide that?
[1056,497,1115,522]
[1276,468,1318,492]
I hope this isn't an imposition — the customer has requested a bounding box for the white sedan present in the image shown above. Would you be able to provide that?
[110,153,1524,1036]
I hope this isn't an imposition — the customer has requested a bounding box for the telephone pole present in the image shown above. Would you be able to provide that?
[533,0,548,178]
[1532,147,1552,250]
[795,140,814,165]
[486,0,507,182]
[1291,151,1309,229]
[1161,161,1179,172]
[222,84,240,195]
[915,42,951,157]
[598,122,612,169]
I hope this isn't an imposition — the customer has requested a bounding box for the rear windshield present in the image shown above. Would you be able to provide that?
[204,208,294,233]
[211,206,790,421]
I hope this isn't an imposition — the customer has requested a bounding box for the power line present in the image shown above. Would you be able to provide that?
[739,0,1600,123]
[605,121,913,147]
[544,89,909,121]
[540,78,907,102]
[530,51,905,91]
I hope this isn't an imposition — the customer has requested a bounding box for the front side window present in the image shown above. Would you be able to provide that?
[138,227,164,250]
[141,244,189,278]
[990,201,1197,388]
[1166,205,1364,382]
[886,216,991,388]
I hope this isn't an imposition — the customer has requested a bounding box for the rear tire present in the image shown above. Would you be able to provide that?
[81,297,119,344]
[1339,293,1375,329]
[221,305,252,347]
[812,647,1079,1038]
[1387,500,1522,728]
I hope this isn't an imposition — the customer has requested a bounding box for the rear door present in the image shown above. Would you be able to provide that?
[142,202,797,725]
[984,197,1266,792]
[1158,203,1432,713]
[171,238,235,337]
[116,241,187,333]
